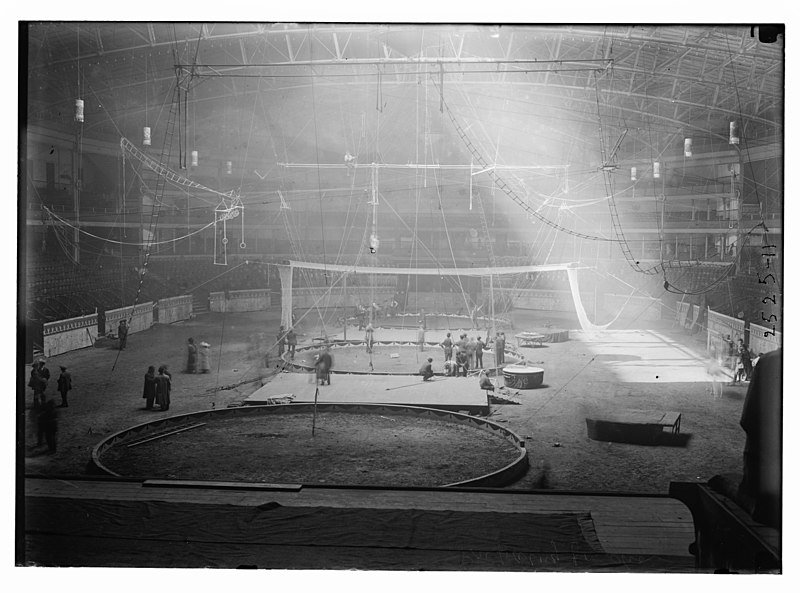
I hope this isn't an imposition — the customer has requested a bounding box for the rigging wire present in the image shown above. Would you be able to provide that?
[308,29,329,283]
[42,205,215,246]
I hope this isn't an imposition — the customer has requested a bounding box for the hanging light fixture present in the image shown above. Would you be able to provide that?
[631,166,637,181]
[191,151,198,167]
[729,121,739,145]
[226,161,233,175]
[653,162,660,178]
[684,138,692,157]
[143,126,151,146]
[74,99,84,123]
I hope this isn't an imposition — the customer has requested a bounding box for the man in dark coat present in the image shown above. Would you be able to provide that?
[37,399,58,453]
[56,365,72,408]
[315,348,333,386]
[118,319,129,350]
[154,366,171,411]
[738,348,781,529]
[494,332,506,366]
[286,328,297,359]
[142,365,157,410]
[29,360,50,408]
[419,358,434,381]
[475,337,485,369]
[186,337,197,373]
[276,326,286,358]
[456,349,470,377]
[440,332,453,362]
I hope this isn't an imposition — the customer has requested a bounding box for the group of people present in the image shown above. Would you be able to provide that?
[142,365,172,411]
[707,335,765,397]
[27,359,72,454]
[723,334,760,385]
[437,331,507,377]
[28,359,72,410]
[185,337,212,373]
[355,299,399,330]
[276,326,298,360]
[415,331,508,379]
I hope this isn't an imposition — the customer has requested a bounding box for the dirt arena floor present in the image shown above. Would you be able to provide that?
[20,308,747,493]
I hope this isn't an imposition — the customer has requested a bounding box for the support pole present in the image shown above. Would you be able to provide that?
[343,272,347,340]
[312,386,319,437]
[278,265,294,330]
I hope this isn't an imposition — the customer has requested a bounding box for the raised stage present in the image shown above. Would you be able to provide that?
[245,372,490,416]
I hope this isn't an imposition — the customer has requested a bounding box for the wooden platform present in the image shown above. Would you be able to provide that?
[515,332,545,348]
[245,372,491,415]
[586,410,683,444]
[23,476,696,570]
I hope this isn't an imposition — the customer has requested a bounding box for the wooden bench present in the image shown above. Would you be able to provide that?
[669,481,780,572]
[586,410,682,444]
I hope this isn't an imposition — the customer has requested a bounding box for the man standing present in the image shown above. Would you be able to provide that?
[440,332,453,362]
[56,366,72,408]
[276,326,286,358]
[143,365,157,410]
[31,360,50,408]
[155,366,171,411]
[286,328,297,359]
[118,319,129,350]
[466,336,478,369]
[37,399,58,453]
[365,323,375,353]
[186,337,197,373]
[315,348,333,386]
[475,337,485,369]
[495,332,505,366]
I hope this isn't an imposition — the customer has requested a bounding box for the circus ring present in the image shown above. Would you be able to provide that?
[90,403,529,488]
[283,340,523,375]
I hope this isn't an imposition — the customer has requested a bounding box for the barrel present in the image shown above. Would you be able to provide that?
[503,365,544,389]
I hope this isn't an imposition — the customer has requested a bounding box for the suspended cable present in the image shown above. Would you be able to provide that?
[431,76,621,244]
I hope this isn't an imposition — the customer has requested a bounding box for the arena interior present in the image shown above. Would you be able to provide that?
[17,21,785,575]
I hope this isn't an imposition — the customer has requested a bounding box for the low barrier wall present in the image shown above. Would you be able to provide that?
[748,323,782,355]
[706,309,745,355]
[90,403,529,488]
[210,289,271,312]
[156,295,193,324]
[43,313,98,357]
[105,302,154,335]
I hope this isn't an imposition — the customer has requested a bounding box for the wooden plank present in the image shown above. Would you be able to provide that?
[26,532,695,571]
[142,479,302,491]
[25,478,696,560]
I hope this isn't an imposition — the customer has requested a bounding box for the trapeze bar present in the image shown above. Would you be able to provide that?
[287,260,580,276]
